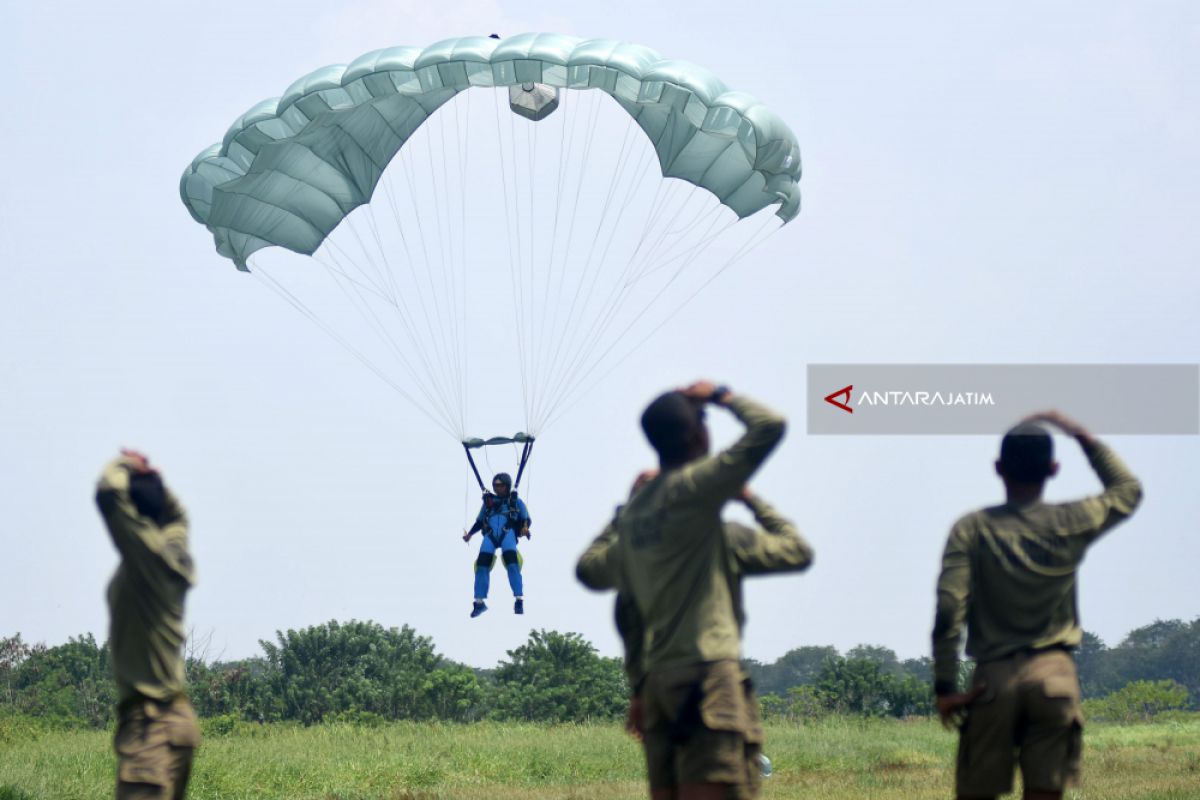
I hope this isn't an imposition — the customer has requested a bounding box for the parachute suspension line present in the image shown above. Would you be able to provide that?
[457,90,472,437]
[316,243,461,433]
[528,110,542,434]
[396,141,468,435]
[539,186,709,427]
[431,101,468,434]
[529,88,592,428]
[541,89,604,398]
[423,112,468,429]
[513,96,537,434]
[539,205,734,430]
[533,88,575,409]
[551,210,732,405]
[535,117,655,418]
[320,234,458,429]
[371,167,470,436]
[492,89,533,431]
[542,213,783,431]
[250,263,456,438]
[529,92,629,430]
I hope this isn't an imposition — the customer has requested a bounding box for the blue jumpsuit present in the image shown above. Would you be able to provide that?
[473,495,529,600]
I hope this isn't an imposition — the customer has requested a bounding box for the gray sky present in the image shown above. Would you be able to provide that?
[2,1,1198,670]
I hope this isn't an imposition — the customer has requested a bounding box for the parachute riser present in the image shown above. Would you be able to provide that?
[463,444,487,492]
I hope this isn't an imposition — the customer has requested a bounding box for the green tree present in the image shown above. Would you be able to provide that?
[816,657,893,717]
[490,630,626,722]
[846,645,903,677]
[0,635,32,710]
[259,620,471,724]
[748,645,838,696]
[1084,679,1190,722]
[12,635,114,727]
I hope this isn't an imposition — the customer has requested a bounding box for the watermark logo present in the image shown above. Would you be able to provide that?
[807,364,1198,435]
[824,385,853,414]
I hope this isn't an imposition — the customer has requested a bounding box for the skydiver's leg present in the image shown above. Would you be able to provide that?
[474,538,497,601]
[501,531,523,597]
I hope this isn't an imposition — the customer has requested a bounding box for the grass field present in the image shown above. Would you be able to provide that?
[2,716,1198,799]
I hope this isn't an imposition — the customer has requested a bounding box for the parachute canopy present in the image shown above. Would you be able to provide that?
[180,34,802,443]
[181,33,801,271]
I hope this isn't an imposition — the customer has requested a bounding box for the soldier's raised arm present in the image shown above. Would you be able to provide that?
[95,452,193,585]
[1025,411,1143,541]
[680,384,786,501]
[725,490,814,575]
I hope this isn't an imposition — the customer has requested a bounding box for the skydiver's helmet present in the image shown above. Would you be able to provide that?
[492,472,513,497]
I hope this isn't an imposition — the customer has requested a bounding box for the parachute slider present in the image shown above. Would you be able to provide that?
[509,83,559,121]
[461,432,535,449]
[461,433,536,493]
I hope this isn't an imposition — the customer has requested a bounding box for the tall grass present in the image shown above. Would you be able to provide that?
[1,716,1197,799]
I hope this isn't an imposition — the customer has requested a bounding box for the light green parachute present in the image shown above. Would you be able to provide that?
[180,33,802,464]
[181,33,800,271]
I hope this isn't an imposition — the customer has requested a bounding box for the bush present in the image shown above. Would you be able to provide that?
[1084,680,1190,723]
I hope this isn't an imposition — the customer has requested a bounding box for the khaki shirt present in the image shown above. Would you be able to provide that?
[96,458,195,704]
[579,493,813,688]
[931,440,1142,693]
[589,394,786,673]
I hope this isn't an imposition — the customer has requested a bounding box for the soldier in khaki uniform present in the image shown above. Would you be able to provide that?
[95,450,201,800]
[583,381,787,800]
[578,476,814,798]
[932,411,1143,800]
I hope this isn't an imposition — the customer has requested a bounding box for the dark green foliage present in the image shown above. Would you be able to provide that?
[187,657,281,722]
[489,630,627,722]
[4,616,1197,726]
[814,657,932,717]
[1076,620,1200,706]
[746,645,838,696]
[258,620,483,724]
[1084,679,1191,722]
[6,635,113,727]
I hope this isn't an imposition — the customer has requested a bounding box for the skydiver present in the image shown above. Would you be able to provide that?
[932,411,1142,800]
[462,472,530,617]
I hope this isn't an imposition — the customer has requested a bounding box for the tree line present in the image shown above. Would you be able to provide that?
[1,617,1195,729]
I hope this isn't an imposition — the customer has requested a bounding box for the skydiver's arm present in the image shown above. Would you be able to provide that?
[517,498,531,537]
[463,505,487,541]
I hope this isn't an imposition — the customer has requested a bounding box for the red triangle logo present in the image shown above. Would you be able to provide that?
[824,385,853,414]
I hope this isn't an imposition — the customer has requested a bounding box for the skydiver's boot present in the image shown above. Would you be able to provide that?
[514,597,524,615]
[471,600,488,618]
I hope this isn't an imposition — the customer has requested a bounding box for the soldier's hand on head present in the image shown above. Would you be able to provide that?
[681,381,719,402]
[1023,410,1093,443]
[120,448,155,475]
